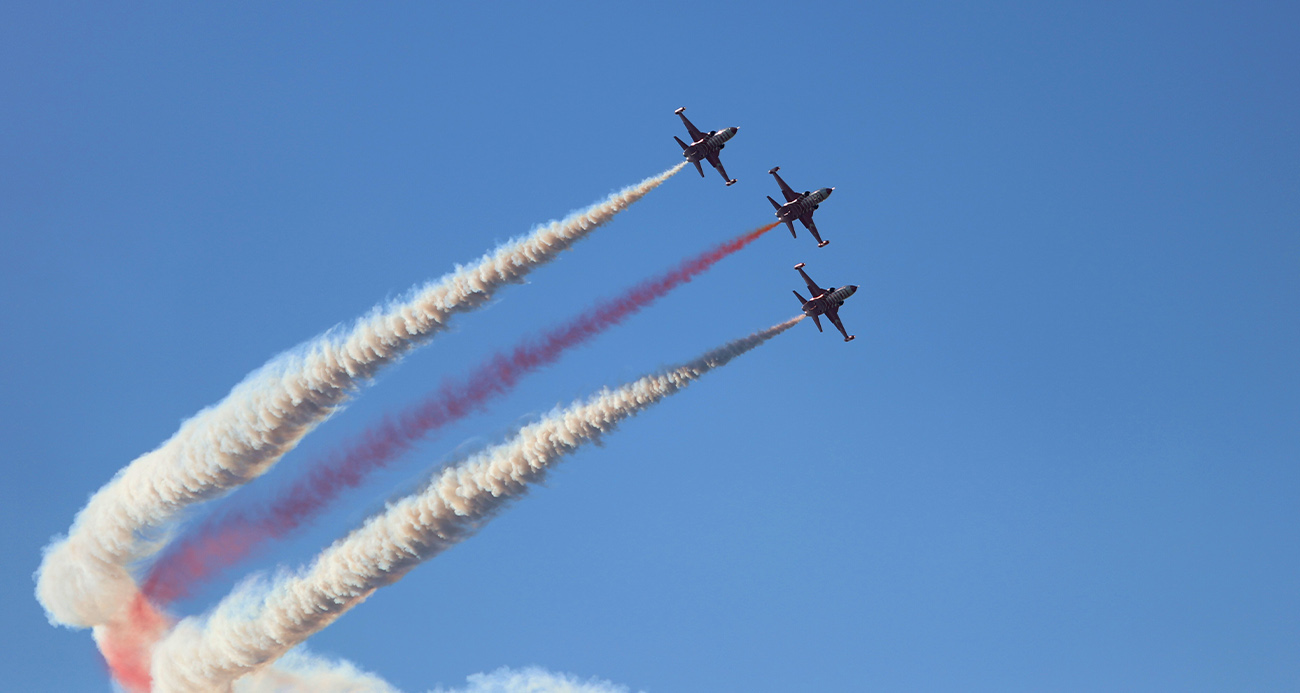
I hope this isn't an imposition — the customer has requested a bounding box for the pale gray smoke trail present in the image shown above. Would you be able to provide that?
[150,317,802,693]
[36,164,686,631]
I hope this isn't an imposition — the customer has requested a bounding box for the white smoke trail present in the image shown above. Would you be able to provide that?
[239,662,637,693]
[36,164,685,631]
[429,667,640,693]
[149,317,802,693]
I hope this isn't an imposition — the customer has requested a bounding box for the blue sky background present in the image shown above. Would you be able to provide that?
[3,2,1298,691]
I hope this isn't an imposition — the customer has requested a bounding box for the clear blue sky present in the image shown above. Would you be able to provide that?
[4,2,1298,691]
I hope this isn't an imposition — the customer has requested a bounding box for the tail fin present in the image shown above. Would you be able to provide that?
[674,135,689,151]
[767,195,781,211]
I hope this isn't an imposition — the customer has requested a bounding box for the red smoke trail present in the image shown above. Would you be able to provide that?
[99,592,170,693]
[143,221,779,604]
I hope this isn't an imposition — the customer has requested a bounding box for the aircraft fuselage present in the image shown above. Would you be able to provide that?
[683,127,738,164]
[777,187,834,224]
[802,284,857,318]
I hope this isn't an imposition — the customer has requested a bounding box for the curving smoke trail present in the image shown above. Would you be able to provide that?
[149,317,803,693]
[144,221,779,606]
[36,164,685,632]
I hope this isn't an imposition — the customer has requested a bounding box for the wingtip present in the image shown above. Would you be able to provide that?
[794,262,805,270]
[674,107,686,114]
[768,166,780,174]
[846,335,856,342]
[726,179,737,186]
[818,240,830,248]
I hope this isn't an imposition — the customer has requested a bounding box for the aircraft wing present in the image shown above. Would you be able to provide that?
[799,211,828,247]
[826,305,852,340]
[796,264,826,296]
[772,169,800,203]
[706,152,736,185]
[677,110,705,143]
[800,212,819,235]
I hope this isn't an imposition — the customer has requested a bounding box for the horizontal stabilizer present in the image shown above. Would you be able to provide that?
[811,314,823,332]
[767,195,781,211]
[793,290,807,305]
[674,135,689,151]
[693,160,704,177]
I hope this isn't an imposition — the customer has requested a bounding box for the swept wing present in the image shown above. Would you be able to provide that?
[676,108,705,142]
[770,167,801,203]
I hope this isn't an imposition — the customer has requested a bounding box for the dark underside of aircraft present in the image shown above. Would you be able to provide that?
[792,262,857,342]
[767,166,834,248]
[674,107,739,186]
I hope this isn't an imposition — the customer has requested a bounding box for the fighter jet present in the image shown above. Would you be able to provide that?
[767,167,834,247]
[793,262,858,342]
[673,107,739,186]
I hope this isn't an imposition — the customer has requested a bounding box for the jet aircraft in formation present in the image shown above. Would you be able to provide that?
[673,107,739,186]
[671,108,857,343]
[766,166,835,248]
[792,263,857,342]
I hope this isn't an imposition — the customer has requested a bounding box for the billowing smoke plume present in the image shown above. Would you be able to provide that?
[36,164,684,631]
[149,317,803,693]
[145,222,779,605]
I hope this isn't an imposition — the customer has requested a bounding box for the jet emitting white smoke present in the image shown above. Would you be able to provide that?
[149,317,803,693]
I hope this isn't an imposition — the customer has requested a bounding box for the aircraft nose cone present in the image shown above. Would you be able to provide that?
[848,284,858,294]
